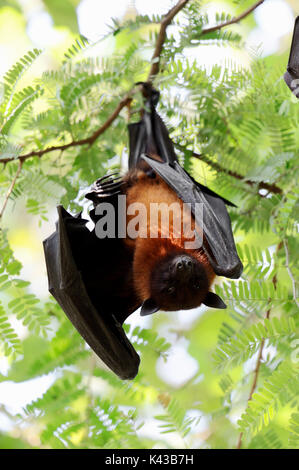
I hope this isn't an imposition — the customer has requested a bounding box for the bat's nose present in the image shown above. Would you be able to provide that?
[175,256,194,280]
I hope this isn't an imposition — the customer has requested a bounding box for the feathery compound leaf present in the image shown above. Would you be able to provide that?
[0,136,22,162]
[238,363,299,436]
[1,85,43,135]
[23,373,84,417]
[3,50,42,88]
[218,374,234,394]
[63,36,89,61]
[41,412,83,448]
[11,170,66,204]
[288,412,299,449]
[28,320,88,377]
[0,301,22,357]
[124,325,171,359]
[0,230,22,275]
[59,73,104,113]
[8,294,51,337]
[236,244,277,278]
[213,317,296,371]
[87,398,137,448]
[215,280,289,304]
[107,13,161,37]
[155,398,199,438]
[1,49,42,117]
[248,428,283,449]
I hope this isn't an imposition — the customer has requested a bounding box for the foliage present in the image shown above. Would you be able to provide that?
[0,0,298,450]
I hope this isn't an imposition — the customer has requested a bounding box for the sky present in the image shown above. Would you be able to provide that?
[18,0,297,83]
[75,0,295,54]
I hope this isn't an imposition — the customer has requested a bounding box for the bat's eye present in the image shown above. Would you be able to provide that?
[167,286,175,294]
[194,284,200,289]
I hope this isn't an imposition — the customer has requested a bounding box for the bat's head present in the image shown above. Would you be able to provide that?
[140,252,226,316]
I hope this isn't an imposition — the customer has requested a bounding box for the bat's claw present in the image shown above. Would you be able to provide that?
[94,179,125,193]
[95,172,120,185]
[97,175,122,186]
[85,173,125,202]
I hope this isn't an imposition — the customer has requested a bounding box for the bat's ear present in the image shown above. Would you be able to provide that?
[203,292,227,309]
[140,298,160,316]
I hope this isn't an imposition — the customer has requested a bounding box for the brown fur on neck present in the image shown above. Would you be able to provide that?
[123,169,215,305]
[133,234,215,303]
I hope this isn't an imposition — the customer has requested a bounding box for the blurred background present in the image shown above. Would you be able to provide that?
[0,0,298,448]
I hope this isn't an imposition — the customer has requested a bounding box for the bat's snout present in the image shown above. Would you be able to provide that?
[174,255,194,280]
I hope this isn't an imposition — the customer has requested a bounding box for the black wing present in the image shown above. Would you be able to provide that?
[142,155,243,279]
[128,84,177,169]
[43,205,140,380]
[128,83,236,208]
[284,16,299,99]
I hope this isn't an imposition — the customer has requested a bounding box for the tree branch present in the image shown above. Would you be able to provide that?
[200,0,264,36]
[147,0,190,81]
[236,241,283,449]
[236,317,267,449]
[0,95,133,166]
[0,1,191,216]
[0,159,23,219]
[188,149,283,195]
[0,0,267,219]
[0,1,192,167]
[0,0,265,168]
[147,0,264,80]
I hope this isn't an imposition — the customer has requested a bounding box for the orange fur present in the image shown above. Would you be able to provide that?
[133,236,214,302]
[123,172,215,303]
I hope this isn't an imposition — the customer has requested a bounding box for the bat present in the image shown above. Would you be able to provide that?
[43,83,242,379]
[284,16,299,99]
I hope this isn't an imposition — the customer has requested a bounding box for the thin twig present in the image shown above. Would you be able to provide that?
[147,0,190,80]
[0,95,133,166]
[236,242,282,449]
[236,312,268,449]
[0,1,192,218]
[0,0,265,168]
[283,239,299,308]
[200,0,264,36]
[0,1,191,166]
[0,159,23,219]
[189,149,282,195]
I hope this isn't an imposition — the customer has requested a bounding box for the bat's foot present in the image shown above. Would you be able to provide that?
[85,173,125,201]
